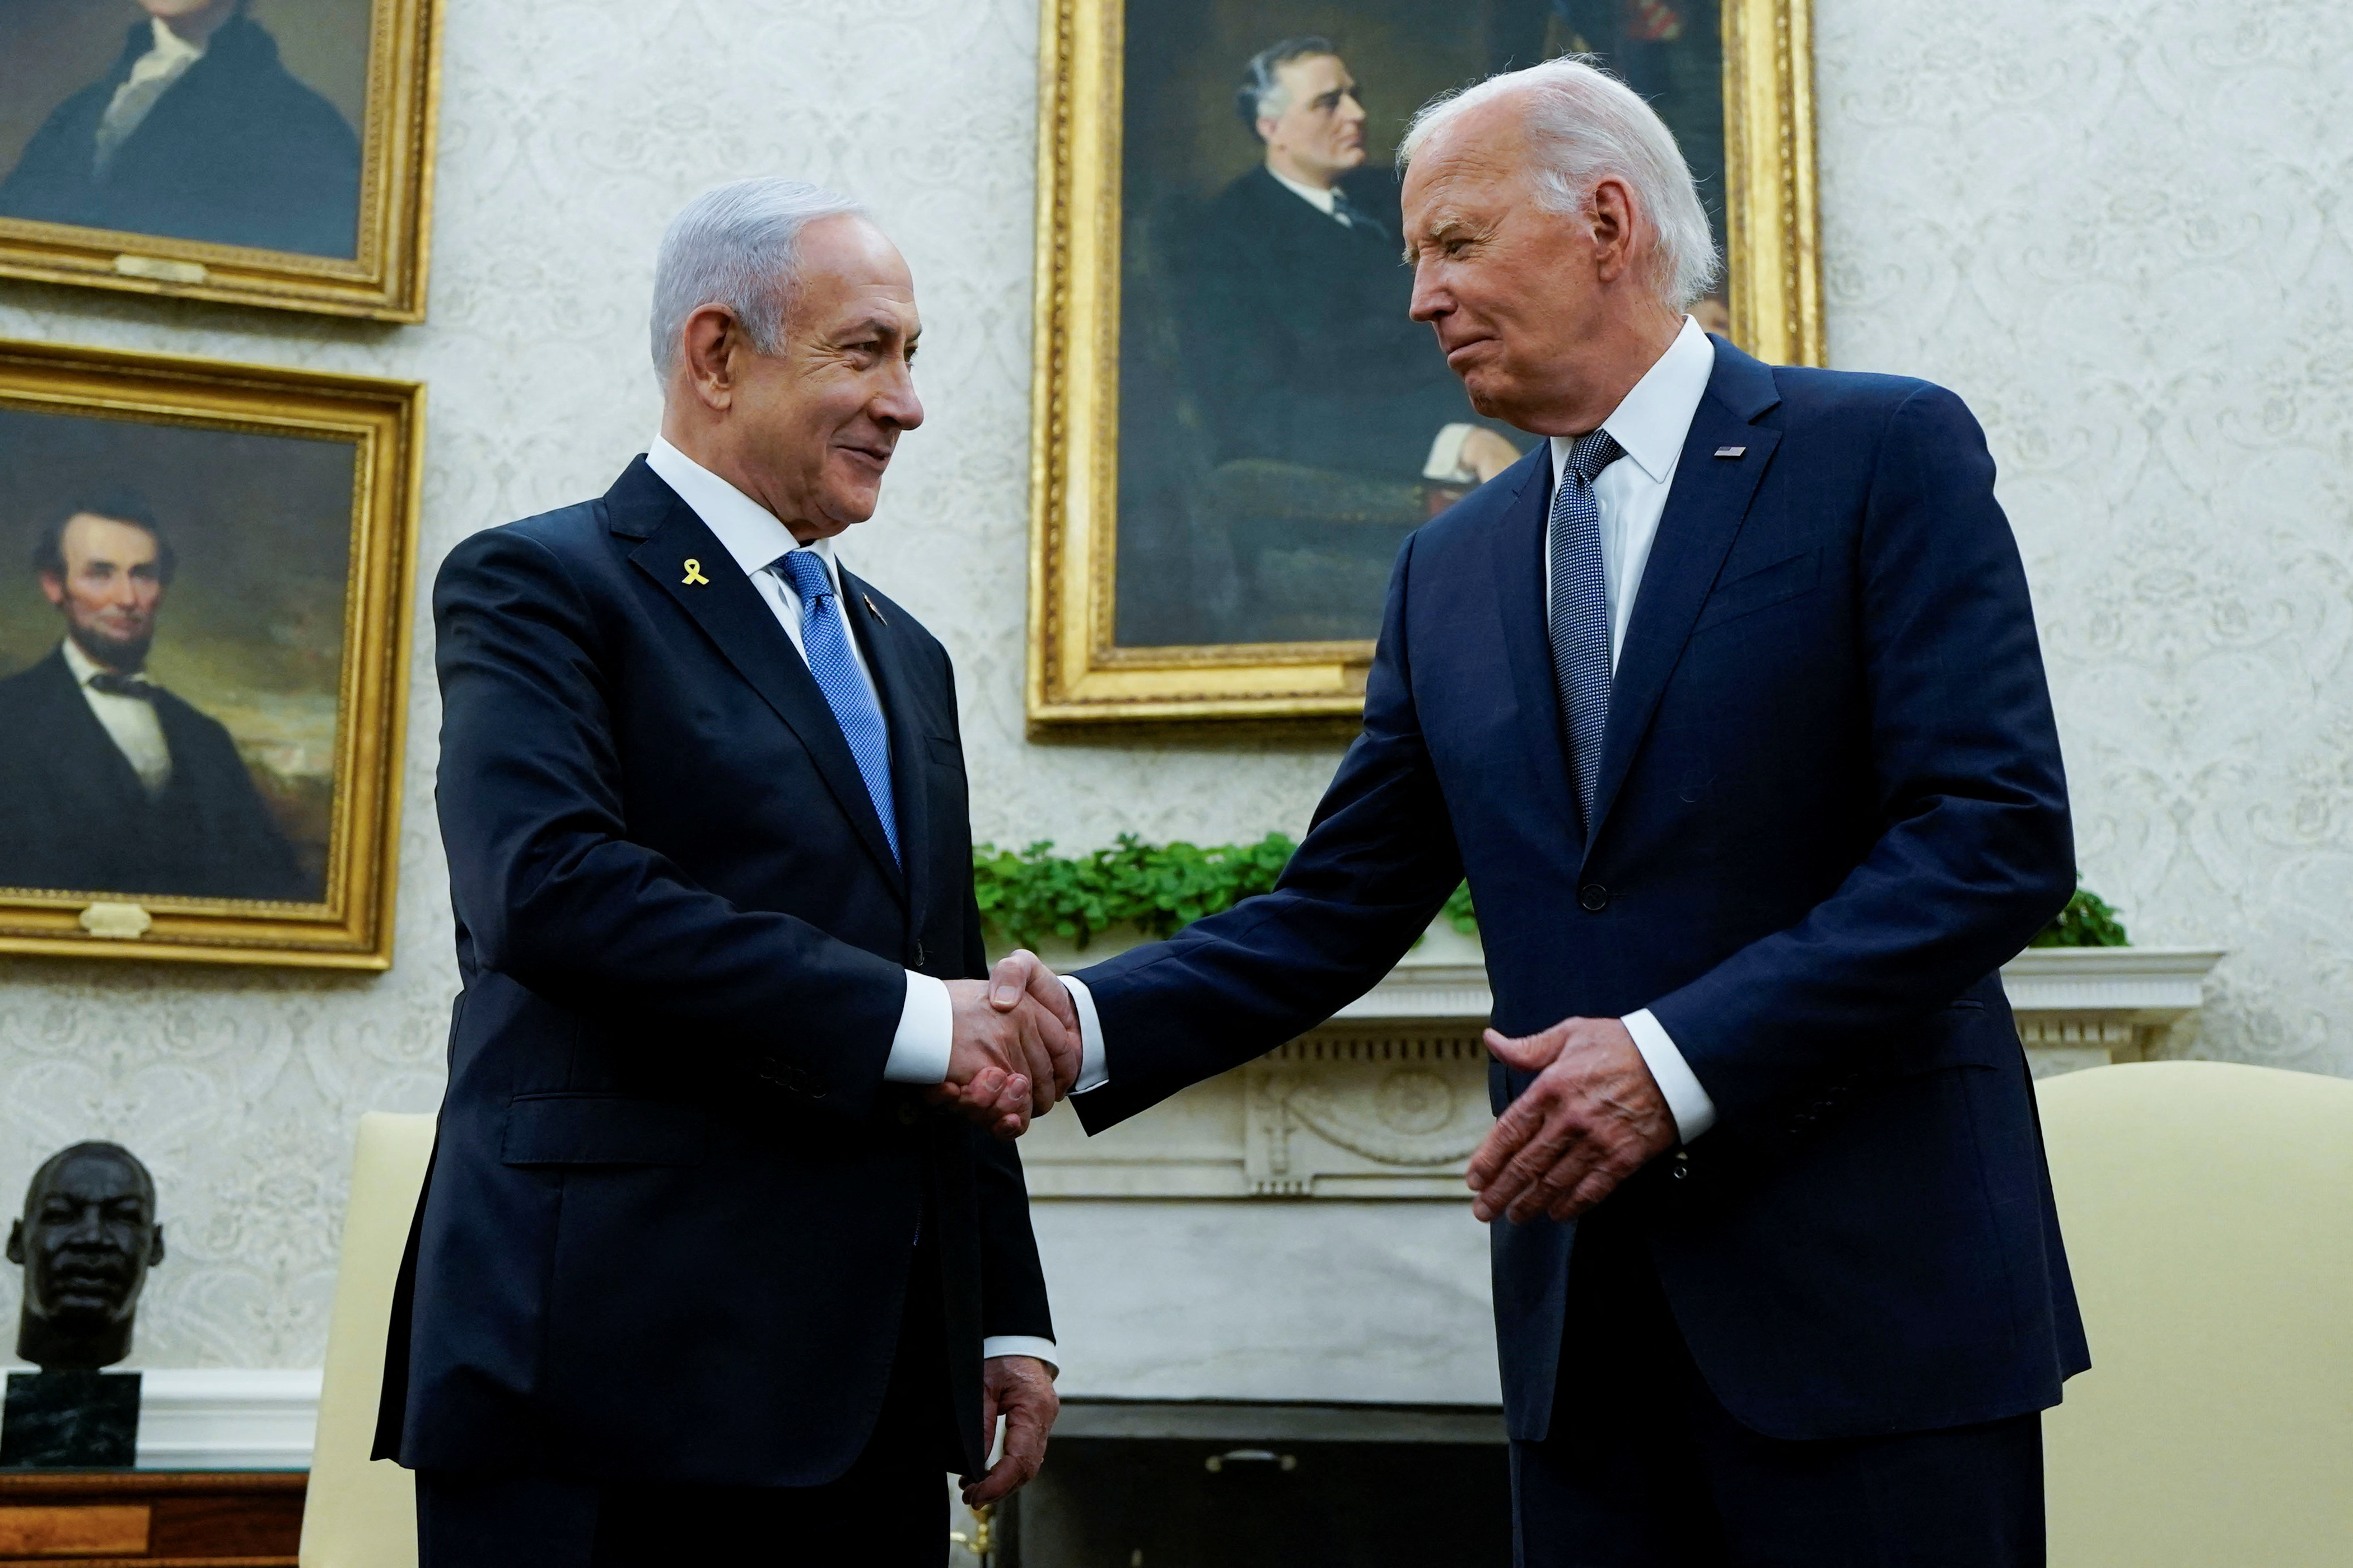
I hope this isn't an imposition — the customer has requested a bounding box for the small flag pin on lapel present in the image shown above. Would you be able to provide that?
[1714,446,1747,459]
[861,592,886,624]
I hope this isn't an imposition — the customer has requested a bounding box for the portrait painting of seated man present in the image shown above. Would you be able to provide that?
[1178,37,1523,499]
[1107,4,1733,652]
[0,0,364,259]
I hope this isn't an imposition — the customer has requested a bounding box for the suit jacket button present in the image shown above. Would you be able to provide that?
[911,940,927,968]
[897,1102,920,1126]
[1578,883,1610,912]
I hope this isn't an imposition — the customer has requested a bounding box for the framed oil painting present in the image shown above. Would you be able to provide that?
[0,0,440,321]
[1029,0,1820,725]
[0,338,422,967]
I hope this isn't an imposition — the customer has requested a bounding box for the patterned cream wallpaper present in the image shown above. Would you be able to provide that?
[0,0,2343,1366]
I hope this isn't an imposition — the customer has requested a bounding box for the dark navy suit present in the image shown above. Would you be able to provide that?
[1074,340,2086,1560]
[377,460,1051,1562]
[0,647,307,901]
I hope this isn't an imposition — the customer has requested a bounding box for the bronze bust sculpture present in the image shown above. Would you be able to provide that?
[0,1143,163,1468]
[7,1142,165,1371]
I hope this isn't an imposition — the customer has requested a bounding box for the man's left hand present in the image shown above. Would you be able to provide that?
[1467,1016,1676,1224]
[961,1354,1058,1508]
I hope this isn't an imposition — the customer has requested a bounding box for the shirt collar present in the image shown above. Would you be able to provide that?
[60,636,123,686]
[645,434,840,589]
[1266,165,1339,217]
[1549,315,1717,486]
[141,16,208,69]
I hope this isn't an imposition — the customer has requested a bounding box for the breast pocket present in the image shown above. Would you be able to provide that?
[1691,547,1822,636]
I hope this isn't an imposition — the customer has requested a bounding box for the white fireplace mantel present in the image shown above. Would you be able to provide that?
[1017,929,2225,1203]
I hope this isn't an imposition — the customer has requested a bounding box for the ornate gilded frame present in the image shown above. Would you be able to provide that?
[1028,0,1823,727]
[0,0,441,322]
[0,338,424,968]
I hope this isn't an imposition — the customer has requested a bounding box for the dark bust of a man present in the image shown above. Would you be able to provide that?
[5,1143,165,1372]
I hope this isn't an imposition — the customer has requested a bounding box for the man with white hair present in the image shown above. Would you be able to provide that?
[1044,58,2085,1563]
[376,178,1079,1565]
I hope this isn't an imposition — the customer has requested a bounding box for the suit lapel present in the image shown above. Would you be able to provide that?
[624,494,906,897]
[1484,447,1585,853]
[1584,344,1783,848]
[35,652,152,816]
[841,569,933,949]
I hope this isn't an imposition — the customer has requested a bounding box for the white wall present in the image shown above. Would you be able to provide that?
[0,0,2345,1368]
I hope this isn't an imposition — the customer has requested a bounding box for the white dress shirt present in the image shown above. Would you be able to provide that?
[62,637,171,797]
[1266,165,1342,219]
[1542,315,1719,1142]
[1068,318,1724,1144]
[96,19,206,175]
[645,437,1058,1370]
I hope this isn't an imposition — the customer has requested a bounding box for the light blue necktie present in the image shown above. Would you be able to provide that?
[1548,430,1626,830]
[777,549,899,865]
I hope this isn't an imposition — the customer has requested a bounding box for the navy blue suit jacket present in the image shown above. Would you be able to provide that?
[1074,340,2089,1442]
[375,459,1052,1486]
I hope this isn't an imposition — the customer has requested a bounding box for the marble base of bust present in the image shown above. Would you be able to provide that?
[0,1371,142,1468]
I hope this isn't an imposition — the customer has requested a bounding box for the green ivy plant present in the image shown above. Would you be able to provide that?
[975,837,2128,951]
[2028,884,2131,948]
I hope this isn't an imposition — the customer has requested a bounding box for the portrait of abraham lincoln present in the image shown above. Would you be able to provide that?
[0,407,353,907]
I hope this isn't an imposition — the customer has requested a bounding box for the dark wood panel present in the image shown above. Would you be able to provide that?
[0,1473,302,1565]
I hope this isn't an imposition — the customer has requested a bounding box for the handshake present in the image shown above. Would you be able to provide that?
[927,950,1082,1139]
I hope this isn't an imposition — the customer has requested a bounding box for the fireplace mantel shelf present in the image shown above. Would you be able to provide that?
[1019,928,2225,1201]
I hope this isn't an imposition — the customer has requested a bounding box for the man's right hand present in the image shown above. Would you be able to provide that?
[935,951,1080,1138]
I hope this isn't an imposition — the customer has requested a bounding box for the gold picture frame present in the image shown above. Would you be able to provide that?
[0,338,424,967]
[0,0,441,322]
[1028,0,1823,727]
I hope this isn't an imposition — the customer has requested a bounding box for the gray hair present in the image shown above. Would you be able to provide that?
[1399,57,1719,310]
[648,177,867,381]
[1235,36,1338,138]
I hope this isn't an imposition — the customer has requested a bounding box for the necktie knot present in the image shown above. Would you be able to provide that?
[1566,429,1626,486]
[778,548,833,606]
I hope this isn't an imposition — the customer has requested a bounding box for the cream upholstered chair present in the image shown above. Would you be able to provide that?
[2035,1061,2353,1566]
[300,1112,435,1568]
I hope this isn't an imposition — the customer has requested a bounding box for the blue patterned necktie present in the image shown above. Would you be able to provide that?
[777,549,899,865]
[1548,429,1627,830]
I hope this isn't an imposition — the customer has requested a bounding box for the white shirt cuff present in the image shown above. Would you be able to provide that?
[1422,422,1479,483]
[982,1335,1060,1375]
[882,970,953,1083]
[1623,1008,1717,1144]
[1060,975,1109,1093]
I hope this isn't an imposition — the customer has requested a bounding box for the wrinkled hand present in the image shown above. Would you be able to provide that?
[961,1354,1058,1508]
[933,951,1079,1137]
[982,948,1080,1099]
[1467,1016,1675,1224]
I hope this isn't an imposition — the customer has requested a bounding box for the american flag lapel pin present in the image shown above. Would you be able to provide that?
[1714,445,1747,459]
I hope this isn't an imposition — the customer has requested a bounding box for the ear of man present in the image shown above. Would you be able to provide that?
[5,1220,21,1266]
[679,304,751,412]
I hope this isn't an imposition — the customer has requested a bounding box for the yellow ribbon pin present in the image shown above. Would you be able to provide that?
[681,558,709,586]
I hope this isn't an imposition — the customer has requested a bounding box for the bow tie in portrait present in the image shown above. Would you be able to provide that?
[87,671,160,700]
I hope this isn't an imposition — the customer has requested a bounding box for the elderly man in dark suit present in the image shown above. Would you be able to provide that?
[0,0,360,258]
[0,493,306,902]
[1178,37,1521,489]
[1021,56,2086,1567]
[377,177,1080,1567]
